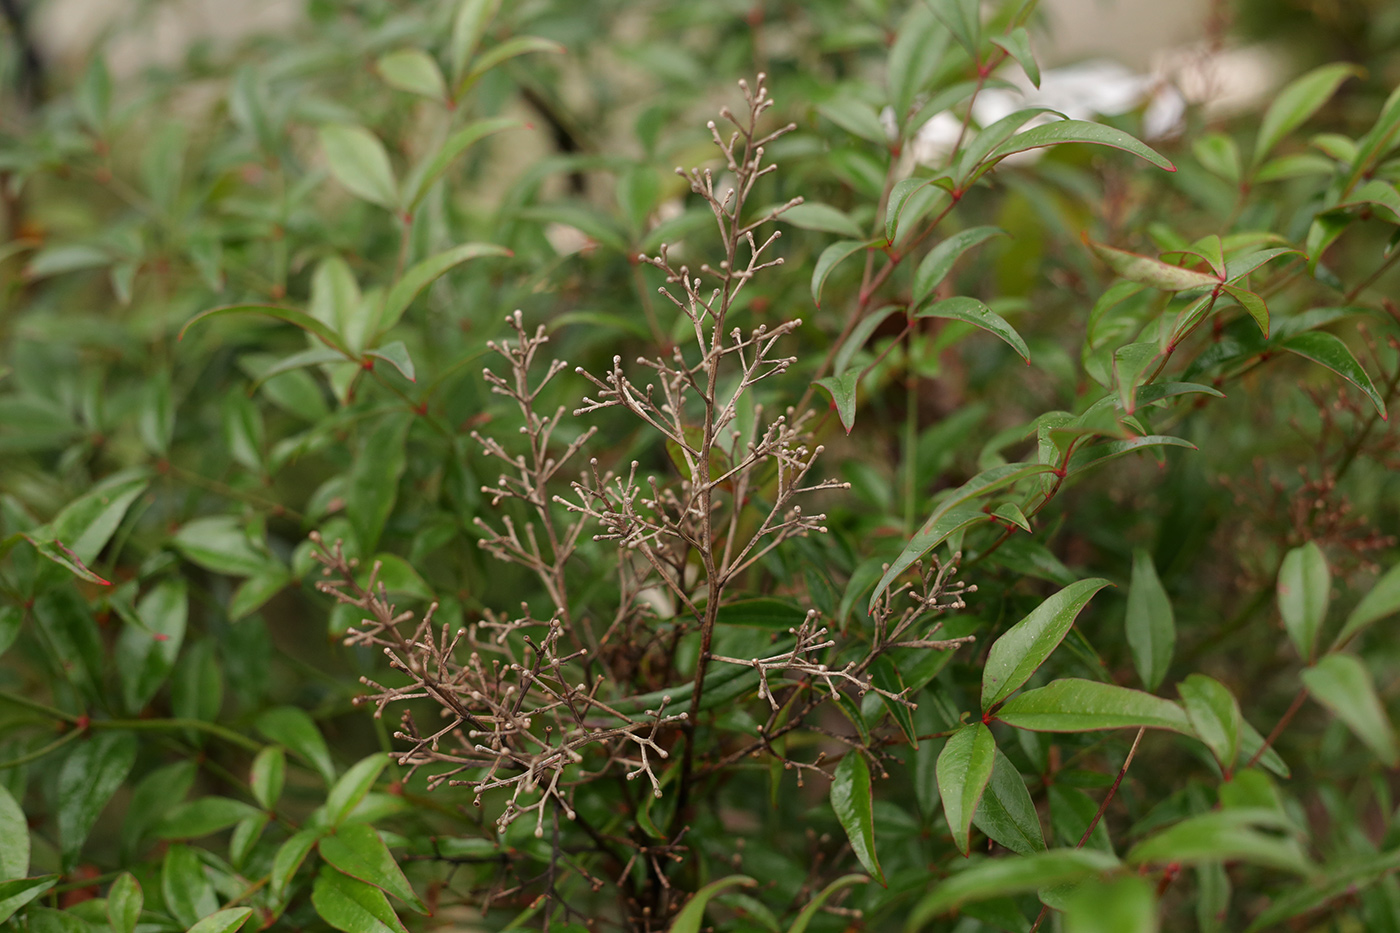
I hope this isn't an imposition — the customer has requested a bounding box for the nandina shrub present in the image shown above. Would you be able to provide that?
[1,2,1399,933]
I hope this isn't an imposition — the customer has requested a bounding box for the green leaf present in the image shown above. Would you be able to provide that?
[46,470,150,567]
[364,342,415,382]
[347,416,410,554]
[173,516,278,577]
[376,50,446,101]
[324,754,389,828]
[811,239,874,307]
[1280,331,1387,419]
[781,202,866,239]
[926,0,980,56]
[406,118,523,210]
[1178,674,1242,771]
[1126,549,1175,691]
[379,243,511,335]
[1244,848,1400,932]
[817,96,888,145]
[179,304,350,355]
[1222,284,1269,336]
[448,0,500,83]
[1066,435,1196,476]
[459,36,564,91]
[117,578,189,712]
[1063,874,1158,933]
[871,655,918,746]
[912,226,1008,307]
[992,120,1175,171]
[155,797,260,840]
[993,27,1040,88]
[971,748,1046,855]
[885,178,930,243]
[57,731,137,871]
[815,370,861,435]
[0,784,27,878]
[162,843,218,927]
[319,124,399,211]
[908,849,1121,929]
[185,908,253,933]
[1223,247,1300,283]
[870,462,1055,609]
[936,723,996,856]
[271,829,323,900]
[251,746,286,810]
[229,569,292,621]
[918,297,1029,362]
[1089,240,1217,291]
[667,876,757,933]
[1335,562,1400,647]
[311,866,409,933]
[320,825,425,913]
[1277,542,1330,660]
[831,753,883,882]
[888,6,946,124]
[1193,132,1241,184]
[0,877,59,925]
[1302,653,1399,766]
[982,578,1112,710]
[1126,809,1310,874]
[256,707,337,784]
[1251,63,1361,170]
[107,873,142,933]
[996,679,1194,734]
[786,874,868,933]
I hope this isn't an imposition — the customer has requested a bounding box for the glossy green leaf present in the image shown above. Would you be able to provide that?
[57,731,137,871]
[908,849,1121,929]
[1251,63,1361,169]
[936,723,995,856]
[459,36,564,90]
[155,797,260,839]
[971,747,1046,855]
[917,296,1029,362]
[885,177,931,243]
[379,243,512,336]
[871,655,918,746]
[319,824,426,913]
[1066,435,1196,476]
[312,866,409,933]
[364,342,415,382]
[1277,541,1330,660]
[1335,562,1400,648]
[997,679,1194,734]
[1244,847,1400,932]
[1126,808,1310,874]
[1222,284,1269,336]
[319,124,399,211]
[117,578,188,712]
[831,753,883,882]
[1063,874,1158,933]
[888,6,945,124]
[911,226,1008,307]
[993,120,1175,171]
[271,829,323,900]
[107,873,142,933]
[1089,240,1217,291]
[228,568,292,621]
[324,754,389,827]
[983,577,1112,709]
[162,843,218,927]
[251,745,286,810]
[179,304,350,354]
[186,908,253,933]
[871,462,1055,609]
[448,0,499,83]
[817,96,888,145]
[1126,549,1174,691]
[811,239,874,307]
[1302,653,1399,766]
[0,784,26,878]
[993,27,1040,88]
[926,0,980,55]
[667,875,757,933]
[815,370,861,435]
[46,469,150,567]
[833,305,900,378]
[0,877,59,925]
[1193,132,1241,184]
[781,202,866,238]
[1280,331,1386,419]
[786,874,868,933]
[256,707,337,784]
[347,416,410,554]
[406,117,521,210]
[1178,674,1242,771]
[173,516,277,577]
[376,49,446,102]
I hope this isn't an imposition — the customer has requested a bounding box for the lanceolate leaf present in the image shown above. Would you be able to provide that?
[57,731,138,871]
[311,867,409,933]
[996,679,1195,734]
[970,747,1046,855]
[379,243,512,336]
[992,27,1040,88]
[1178,674,1243,772]
[364,342,415,382]
[375,49,446,102]
[982,578,1113,710]
[907,849,1121,929]
[1223,284,1269,336]
[1126,549,1175,691]
[0,784,27,878]
[1062,875,1158,933]
[916,296,1030,362]
[0,877,59,925]
[1126,809,1310,875]
[911,226,1008,306]
[319,824,426,913]
[667,876,758,933]
[179,304,350,355]
[831,753,883,882]
[323,754,389,827]
[991,120,1175,172]
[1302,654,1399,766]
[812,240,875,307]
[787,874,869,933]
[936,723,996,856]
[406,118,523,209]
[1277,542,1330,661]
[815,370,861,435]
[185,908,255,933]
[780,202,866,239]
[1280,331,1387,419]
[45,469,150,567]
[1251,63,1361,170]
[319,123,399,211]
[1244,847,1400,932]
[256,707,337,784]
[1334,562,1400,648]
[1088,240,1217,291]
